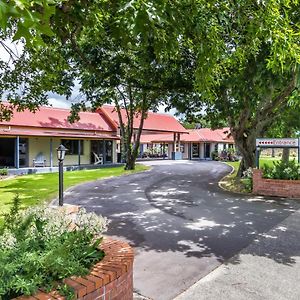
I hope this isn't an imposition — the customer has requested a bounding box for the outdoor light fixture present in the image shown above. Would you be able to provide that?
[56,144,68,206]
[56,144,67,161]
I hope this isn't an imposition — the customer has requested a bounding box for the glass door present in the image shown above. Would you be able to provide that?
[105,140,113,163]
[19,138,28,167]
[204,143,211,159]
[192,143,200,158]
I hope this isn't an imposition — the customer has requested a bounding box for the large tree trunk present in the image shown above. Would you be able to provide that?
[282,148,290,163]
[281,128,292,163]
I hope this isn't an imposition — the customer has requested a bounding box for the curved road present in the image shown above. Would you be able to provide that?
[64,161,300,300]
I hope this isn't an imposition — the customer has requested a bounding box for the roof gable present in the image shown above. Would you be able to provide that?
[99,105,188,134]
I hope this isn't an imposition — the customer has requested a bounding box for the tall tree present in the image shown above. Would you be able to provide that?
[0,0,67,120]
[25,0,194,170]
[174,0,300,176]
[267,93,300,162]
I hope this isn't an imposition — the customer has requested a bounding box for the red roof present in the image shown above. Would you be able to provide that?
[99,105,188,134]
[191,128,234,143]
[0,106,115,132]
[141,128,234,143]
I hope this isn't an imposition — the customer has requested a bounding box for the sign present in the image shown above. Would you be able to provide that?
[256,138,299,148]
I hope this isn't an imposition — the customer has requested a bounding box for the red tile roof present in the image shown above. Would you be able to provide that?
[141,128,234,143]
[191,128,234,143]
[0,106,115,132]
[99,105,188,134]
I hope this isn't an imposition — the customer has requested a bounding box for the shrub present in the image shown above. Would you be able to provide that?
[262,159,300,180]
[242,168,253,192]
[211,150,219,160]
[0,168,8,176]
[0,196,108,299]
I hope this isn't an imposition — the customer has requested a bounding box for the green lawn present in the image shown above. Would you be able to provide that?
[0,165,149,217]
[225,157,281,173]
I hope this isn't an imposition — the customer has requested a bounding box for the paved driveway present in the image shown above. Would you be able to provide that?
[64,161,300,300]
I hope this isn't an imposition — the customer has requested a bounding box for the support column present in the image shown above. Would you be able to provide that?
[255,147,260,168]
[15,136,20,169]
[78,140,81,166]
[177,133,181,152]
[173,132,176,152]
[50,138,53,168]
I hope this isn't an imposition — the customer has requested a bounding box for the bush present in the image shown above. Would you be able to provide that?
[262,159,300,180]
[0,168,8,176]
[0,196,108,299]
[211,150,219,160]
[242,168,253,192]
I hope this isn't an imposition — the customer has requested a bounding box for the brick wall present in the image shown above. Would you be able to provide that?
[253,168,300,198]
[15,238,134,300]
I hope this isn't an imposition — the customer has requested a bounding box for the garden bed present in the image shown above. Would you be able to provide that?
[253,169,300,198]
[14,238,134,300]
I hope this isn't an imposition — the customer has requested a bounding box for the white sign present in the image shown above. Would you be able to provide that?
[256,138,299,148]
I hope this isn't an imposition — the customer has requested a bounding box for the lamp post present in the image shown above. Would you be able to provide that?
[56,144,67,206]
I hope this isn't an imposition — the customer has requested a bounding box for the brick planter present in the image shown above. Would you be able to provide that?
[15,239,134,300]
[253,169,300,198]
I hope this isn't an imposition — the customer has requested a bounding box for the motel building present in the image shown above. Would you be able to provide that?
[0,105,189,174]
[139,128,234,160]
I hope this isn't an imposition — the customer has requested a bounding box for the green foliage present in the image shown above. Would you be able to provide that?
[211,150,219,161]
[0,168,8,176]
[263,159,300,180]
[0,0,61,46]
[0,198,108,299]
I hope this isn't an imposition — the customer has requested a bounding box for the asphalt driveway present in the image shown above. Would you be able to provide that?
[63,161,300,300]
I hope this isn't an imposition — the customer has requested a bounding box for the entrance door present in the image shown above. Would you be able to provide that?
[0,138,15,167]
[19,138,28,167]
[105,140,113,163]
[204,143,211,159]
[192,143,200,158]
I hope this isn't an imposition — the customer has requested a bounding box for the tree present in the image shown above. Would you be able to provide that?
[267,93,300,162]
[24,0,195,170]
[174,0,300,176]
[0,0,66,120]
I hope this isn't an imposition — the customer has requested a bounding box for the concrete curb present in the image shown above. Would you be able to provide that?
[218,162,250,196]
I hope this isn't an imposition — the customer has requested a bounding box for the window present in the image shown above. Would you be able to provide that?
[61,140,84,155]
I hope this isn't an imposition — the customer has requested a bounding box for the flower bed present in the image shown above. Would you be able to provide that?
[14,238,134,300]
[253,169,300,198]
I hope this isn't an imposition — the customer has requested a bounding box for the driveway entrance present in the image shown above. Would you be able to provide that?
[64,161,300,300]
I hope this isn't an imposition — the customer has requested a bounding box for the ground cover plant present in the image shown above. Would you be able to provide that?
[0,196,108,299]
[0,165,149,218]
[262,160,300,180]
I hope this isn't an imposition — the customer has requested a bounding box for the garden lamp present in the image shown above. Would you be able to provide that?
[56,144,68,161]
[56,144,68,206]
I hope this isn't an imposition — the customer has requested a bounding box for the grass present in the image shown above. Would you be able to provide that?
[0,164,149,218]
[220,157,282,194]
